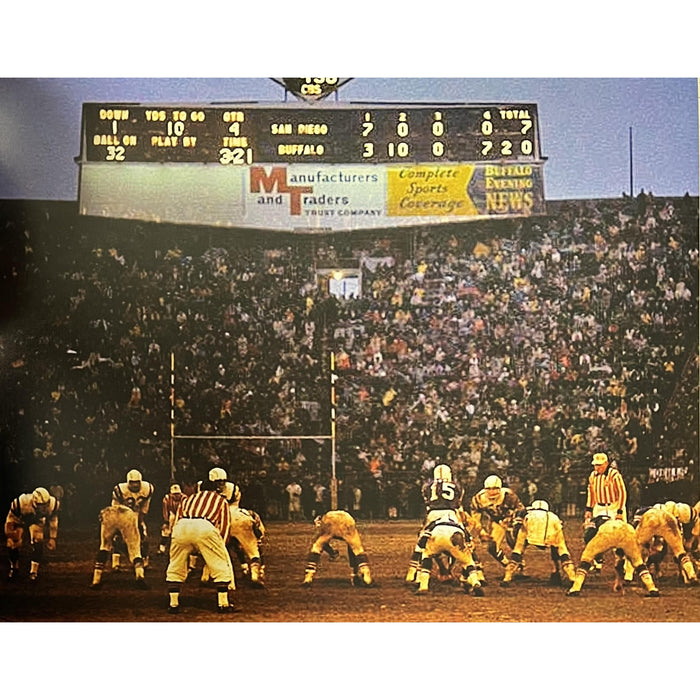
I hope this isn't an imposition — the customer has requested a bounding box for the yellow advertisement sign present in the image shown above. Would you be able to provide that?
[386,165,478,217]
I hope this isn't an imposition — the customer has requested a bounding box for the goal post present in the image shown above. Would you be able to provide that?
[169,351,339,509]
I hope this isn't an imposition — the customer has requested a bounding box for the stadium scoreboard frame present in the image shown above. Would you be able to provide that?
[78,101,547,232]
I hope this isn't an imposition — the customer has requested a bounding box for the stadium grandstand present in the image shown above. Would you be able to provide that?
[0,188,697,525]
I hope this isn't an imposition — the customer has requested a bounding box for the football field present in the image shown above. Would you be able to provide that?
[1,518,698,623]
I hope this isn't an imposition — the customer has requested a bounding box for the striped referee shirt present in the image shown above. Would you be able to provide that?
[177,490,231,540]
[586,465,627,517]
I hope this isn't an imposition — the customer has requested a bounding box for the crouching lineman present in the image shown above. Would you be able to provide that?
[302,510,372,587]
[413,509,484,597]
[633,501,699,585]
[229,507,266,588]
[111,469,154,572]
[5,487,60,581]
[501,500,575,587]
[90,505,148,589]
[166,477,237,614]
[567,515,659,597]
[469,474,524,569]
[406,463,484,586]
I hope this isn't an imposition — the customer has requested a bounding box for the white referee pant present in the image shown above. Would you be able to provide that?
[166,518,234,584]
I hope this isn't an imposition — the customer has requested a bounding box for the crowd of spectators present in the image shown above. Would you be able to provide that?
[0,190,697,524]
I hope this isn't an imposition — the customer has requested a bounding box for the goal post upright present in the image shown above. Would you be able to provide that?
[330,350,338,510]
[170,351,176,481]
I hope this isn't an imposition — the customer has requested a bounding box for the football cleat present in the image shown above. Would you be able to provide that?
[472,585,485,597]
[167,605,180,614]
[90,581,103,590]
[645,589,660,598]
[566,589,581,597]
[135,578,149,590]
[217,604,239,614]
[29,572,38,581]
[414,588,430,596]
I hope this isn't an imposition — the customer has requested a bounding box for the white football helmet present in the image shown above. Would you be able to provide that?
[126,469,142,493]
[209,467,227,482]
[32,487,51,507]
[530,499,549,511]
[674,503,692,524]
[433,464,452,481]
[661,500,677,517]
[484,474,502,489]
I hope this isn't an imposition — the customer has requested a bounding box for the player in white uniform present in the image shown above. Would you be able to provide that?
[200,467,241,506]
[302,510,372,587]
[633,501,699,585]
[5,487,60,581]
[500,500,576,587]
[110,469,154,571]
[469,474,524,569]
[90,505,148,589]
[567,515,659,597]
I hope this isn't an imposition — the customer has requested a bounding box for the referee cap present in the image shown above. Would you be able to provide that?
[591,453,608,466]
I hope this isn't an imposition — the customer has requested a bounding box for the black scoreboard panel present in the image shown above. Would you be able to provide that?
[81,103,542,165]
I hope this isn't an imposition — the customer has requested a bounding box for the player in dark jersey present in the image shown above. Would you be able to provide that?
[405,463,482,584]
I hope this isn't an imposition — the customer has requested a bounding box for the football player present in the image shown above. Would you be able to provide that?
[200,466,242,507]
[405,463,473,583]
[501,500,576,587]
[633,501,699,585]
[110,468,154,571]
[469,474,524,568]
[5,487,60,581]
[413,509,484,597]
[567,515,659,597]
[90,505,148,589]
[302,510,372,587]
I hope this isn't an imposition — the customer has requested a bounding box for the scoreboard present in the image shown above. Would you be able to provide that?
[82,103,542,165]
[78,102,547,232]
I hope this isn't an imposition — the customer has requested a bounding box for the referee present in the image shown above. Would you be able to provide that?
[165,475,237,614]
[583,452,631,577]
[584,452,628,524]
